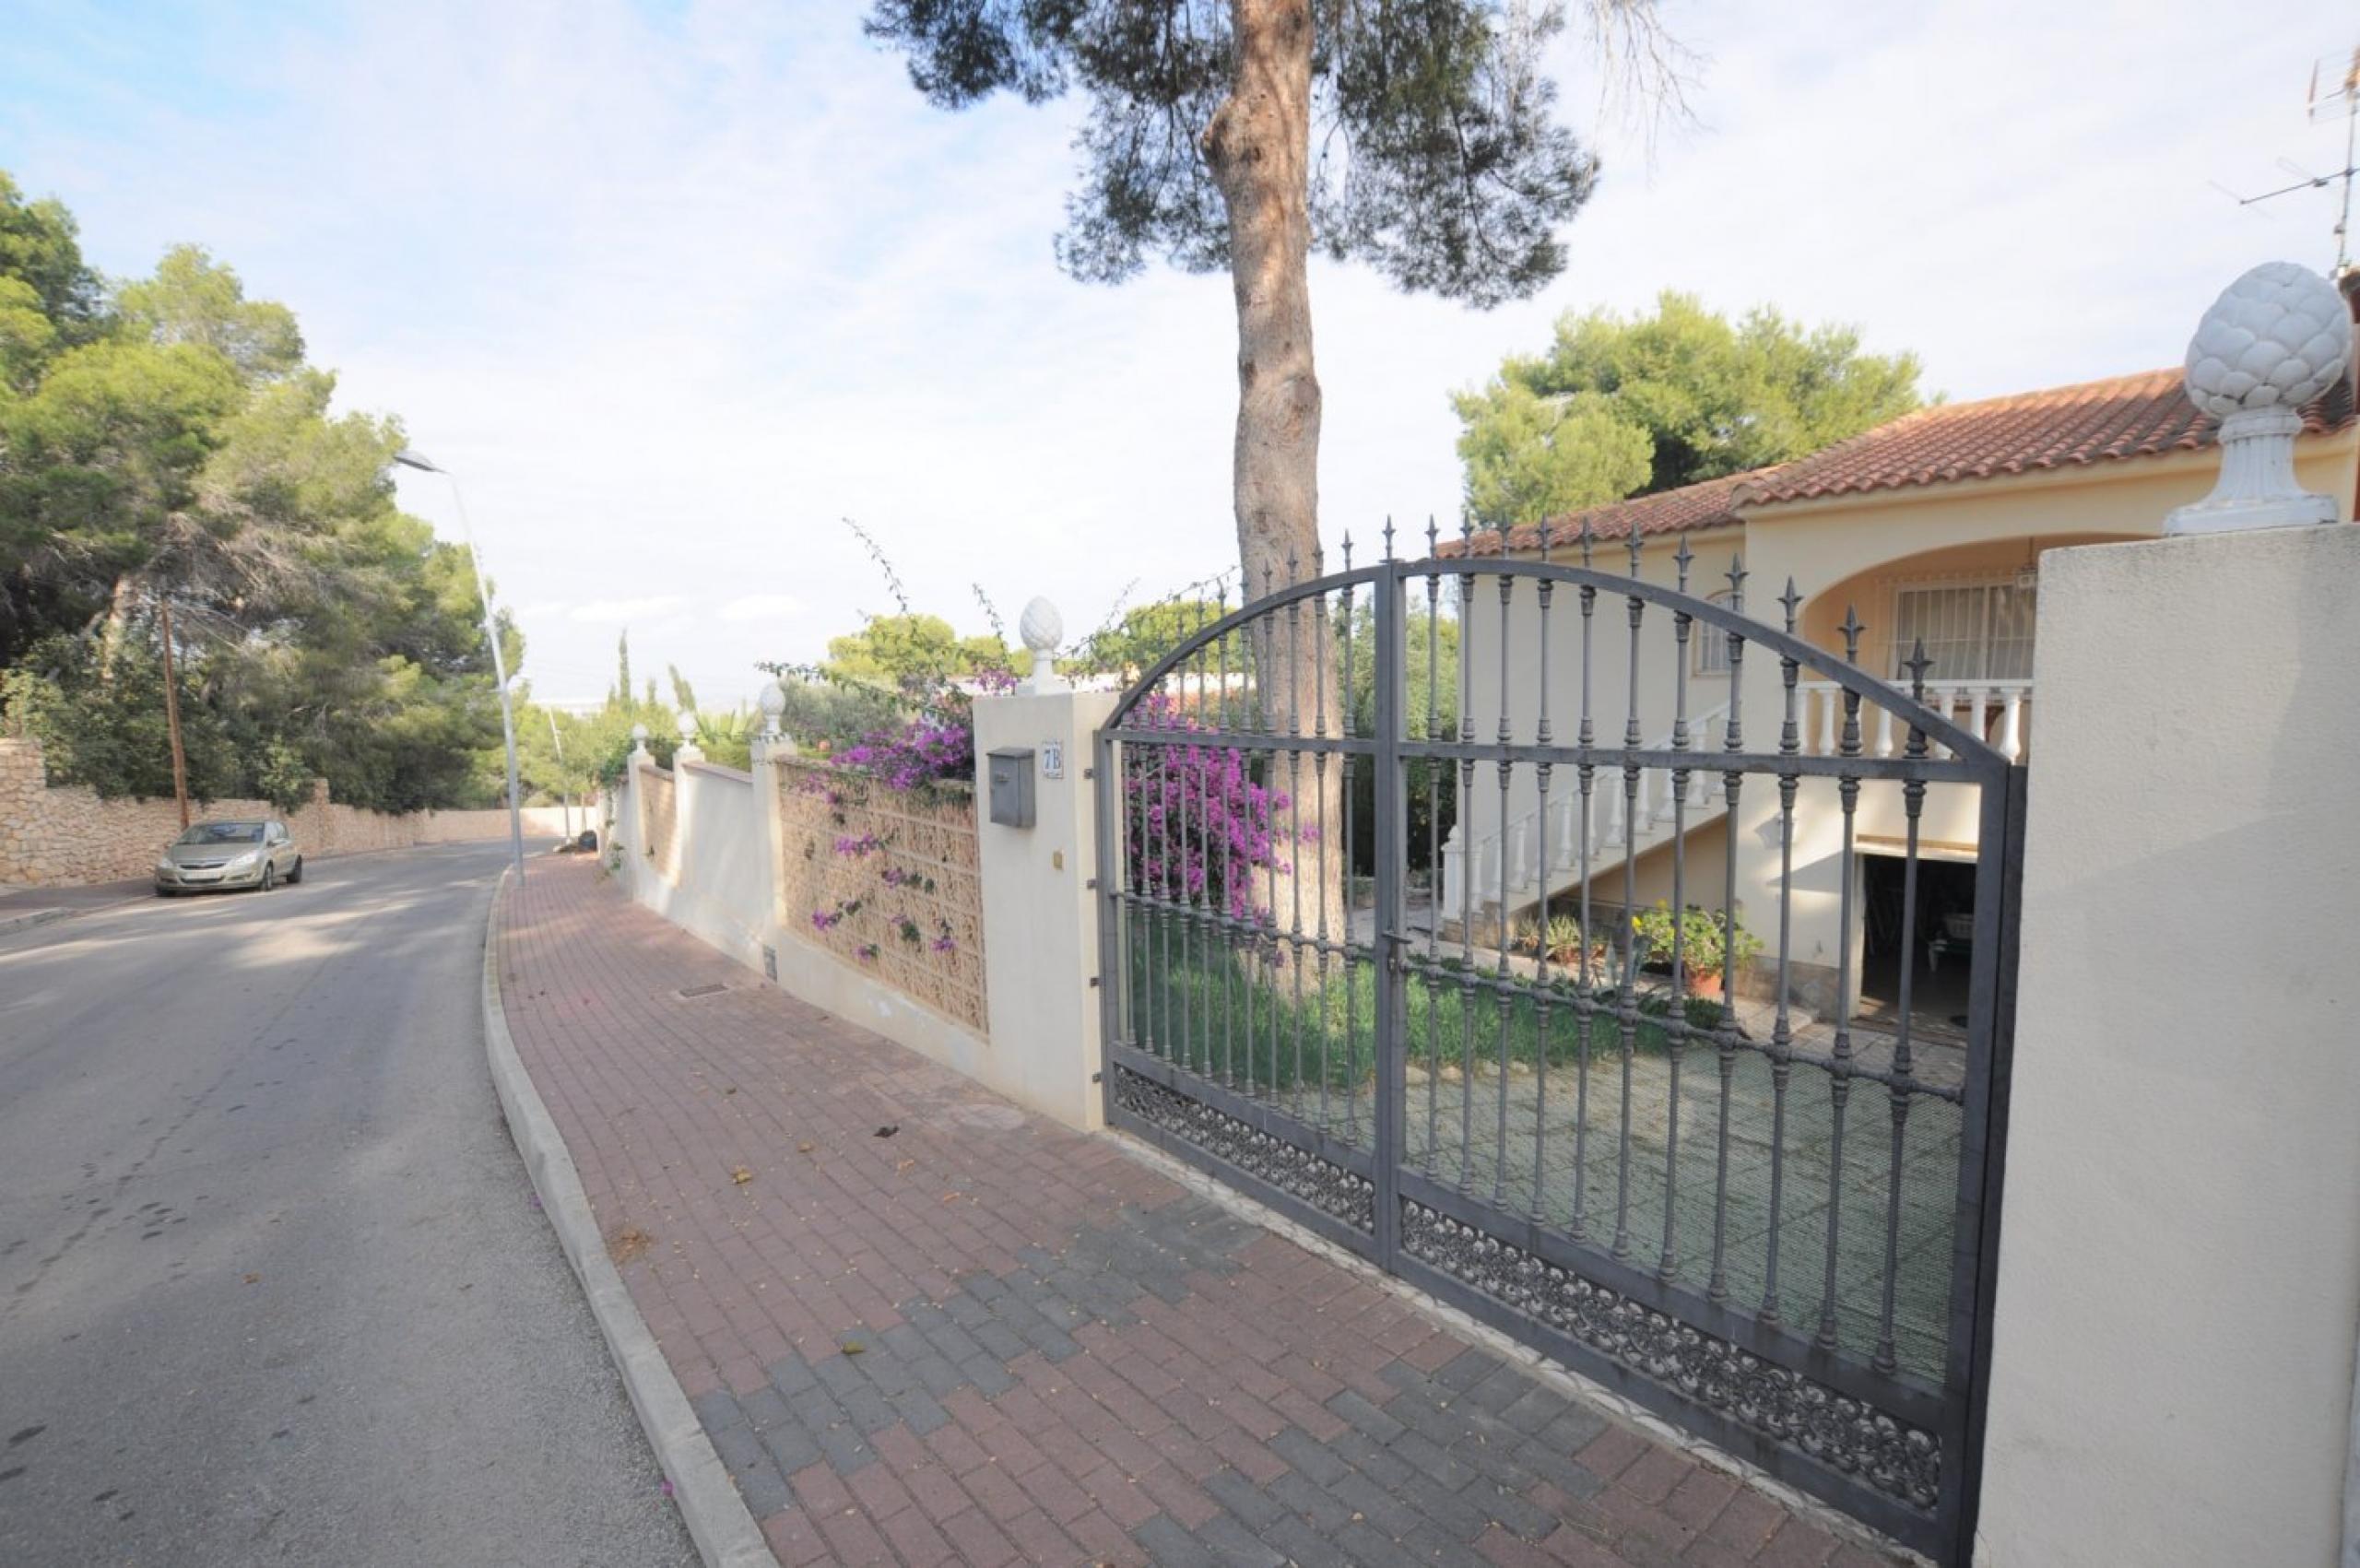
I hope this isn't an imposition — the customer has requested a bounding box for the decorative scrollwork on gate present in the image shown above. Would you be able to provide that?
[1400,1201,1941,1511]
[1114,1068,1375,1232]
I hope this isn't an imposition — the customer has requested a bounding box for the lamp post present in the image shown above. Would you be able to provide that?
[547,709,572,841]
[393,449,526,884]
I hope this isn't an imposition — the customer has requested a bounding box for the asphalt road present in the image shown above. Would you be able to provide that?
[0,842,699,1567]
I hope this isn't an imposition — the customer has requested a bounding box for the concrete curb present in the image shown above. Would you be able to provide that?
[0,906,76,937]
[0,889,153,937]
[478,869,776,1568]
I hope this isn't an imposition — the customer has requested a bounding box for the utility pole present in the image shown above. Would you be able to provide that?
[157,593,191,830]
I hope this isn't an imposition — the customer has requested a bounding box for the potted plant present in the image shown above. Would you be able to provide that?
[1542,914,1589,970]
[1630,902,1761,999]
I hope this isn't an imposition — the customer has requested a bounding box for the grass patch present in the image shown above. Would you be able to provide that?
[1118,910,1718,1099]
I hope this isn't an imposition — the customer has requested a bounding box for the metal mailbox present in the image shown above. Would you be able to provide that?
[985,747,1035,828]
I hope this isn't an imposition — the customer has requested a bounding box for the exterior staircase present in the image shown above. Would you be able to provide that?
[1440,701,1732,937]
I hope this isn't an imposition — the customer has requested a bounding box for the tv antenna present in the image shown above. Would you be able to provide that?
[2214,48,2360,273]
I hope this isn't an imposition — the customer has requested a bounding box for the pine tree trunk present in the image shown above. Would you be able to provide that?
[1204,0,1348,962]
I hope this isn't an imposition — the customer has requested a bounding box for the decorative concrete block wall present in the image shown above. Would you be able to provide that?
[773,759,988,1036]
[639,764,680,884]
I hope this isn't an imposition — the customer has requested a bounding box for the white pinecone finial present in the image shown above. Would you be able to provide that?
[2167,262,2352,535]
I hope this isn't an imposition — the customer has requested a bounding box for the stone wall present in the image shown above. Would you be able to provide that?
[417,805,585,843]
[0,735,517,887]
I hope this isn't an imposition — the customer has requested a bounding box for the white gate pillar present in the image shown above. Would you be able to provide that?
[1976,525,2360,1567]
[972,668,1117,1132]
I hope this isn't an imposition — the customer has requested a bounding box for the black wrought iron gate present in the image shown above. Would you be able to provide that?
[1092,530,2023,1564]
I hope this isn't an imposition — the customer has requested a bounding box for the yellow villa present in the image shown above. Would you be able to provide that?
[1439,359,2357,1024]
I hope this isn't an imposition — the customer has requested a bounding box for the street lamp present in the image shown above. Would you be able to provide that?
[393,448,526,885]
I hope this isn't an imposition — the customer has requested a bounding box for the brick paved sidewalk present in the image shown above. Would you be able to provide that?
[498,859,1890,1568]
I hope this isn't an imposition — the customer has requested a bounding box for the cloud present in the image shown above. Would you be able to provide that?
[567,595,688,625]
[720,594,807,623]
[11,0,2349,713]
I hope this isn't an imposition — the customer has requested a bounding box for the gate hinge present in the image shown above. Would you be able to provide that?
[1089,974,1101,988]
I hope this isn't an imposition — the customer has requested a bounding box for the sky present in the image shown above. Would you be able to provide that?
[3,0,2353,708]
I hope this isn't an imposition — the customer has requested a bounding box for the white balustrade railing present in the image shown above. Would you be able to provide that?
[1442,701,1732,920]
[1795,678,2032,763]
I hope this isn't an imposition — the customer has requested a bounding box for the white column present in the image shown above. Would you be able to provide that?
[622,725,651,898]
[750,737,788,936]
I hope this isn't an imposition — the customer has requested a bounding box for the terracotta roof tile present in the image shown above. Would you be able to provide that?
[1732,367,2354,505]
[1443,364,2354,558]
[1446,468,1765,560]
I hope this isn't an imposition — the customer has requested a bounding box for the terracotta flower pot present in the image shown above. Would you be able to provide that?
[1685,969,1725,1000]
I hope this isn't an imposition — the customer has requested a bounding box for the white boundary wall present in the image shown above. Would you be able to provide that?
[1976,525,2360,1566]
[604,703,1112,1133]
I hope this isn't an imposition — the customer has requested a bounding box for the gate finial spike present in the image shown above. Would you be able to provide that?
[1840,605,1864,663]
[1580,516,1594,569]
[1342,530,1354,571]
[1310,543,1323,579]
[1627,526,1644,577]
[1779,576,1801,633]
[1262,561,1276,602]
[1285,548,1299,586]
[1538,519,1552,562]
[1725,554,1748,607]
[1673,534,1693,590]
[1423,513,1436,558]
[1905,637,1932,697]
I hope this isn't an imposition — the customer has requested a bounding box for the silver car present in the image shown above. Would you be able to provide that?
[155,819,304,896]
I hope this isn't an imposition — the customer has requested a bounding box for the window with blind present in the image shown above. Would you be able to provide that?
[1695,590,1735,674]
[1890,580,2036,681]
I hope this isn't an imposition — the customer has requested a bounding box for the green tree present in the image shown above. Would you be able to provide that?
[820,613,1017,691]
[667,663,699,715]
[1069,598,1224,683]
[0,171,505,812]
[1454,291,1925,523]
[116,246,304,381]
[1451,384,1653,532]
[4,628,237,801]
[0,171,102,338]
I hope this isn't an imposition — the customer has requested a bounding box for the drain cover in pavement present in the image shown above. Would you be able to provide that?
[676,982,728,998]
